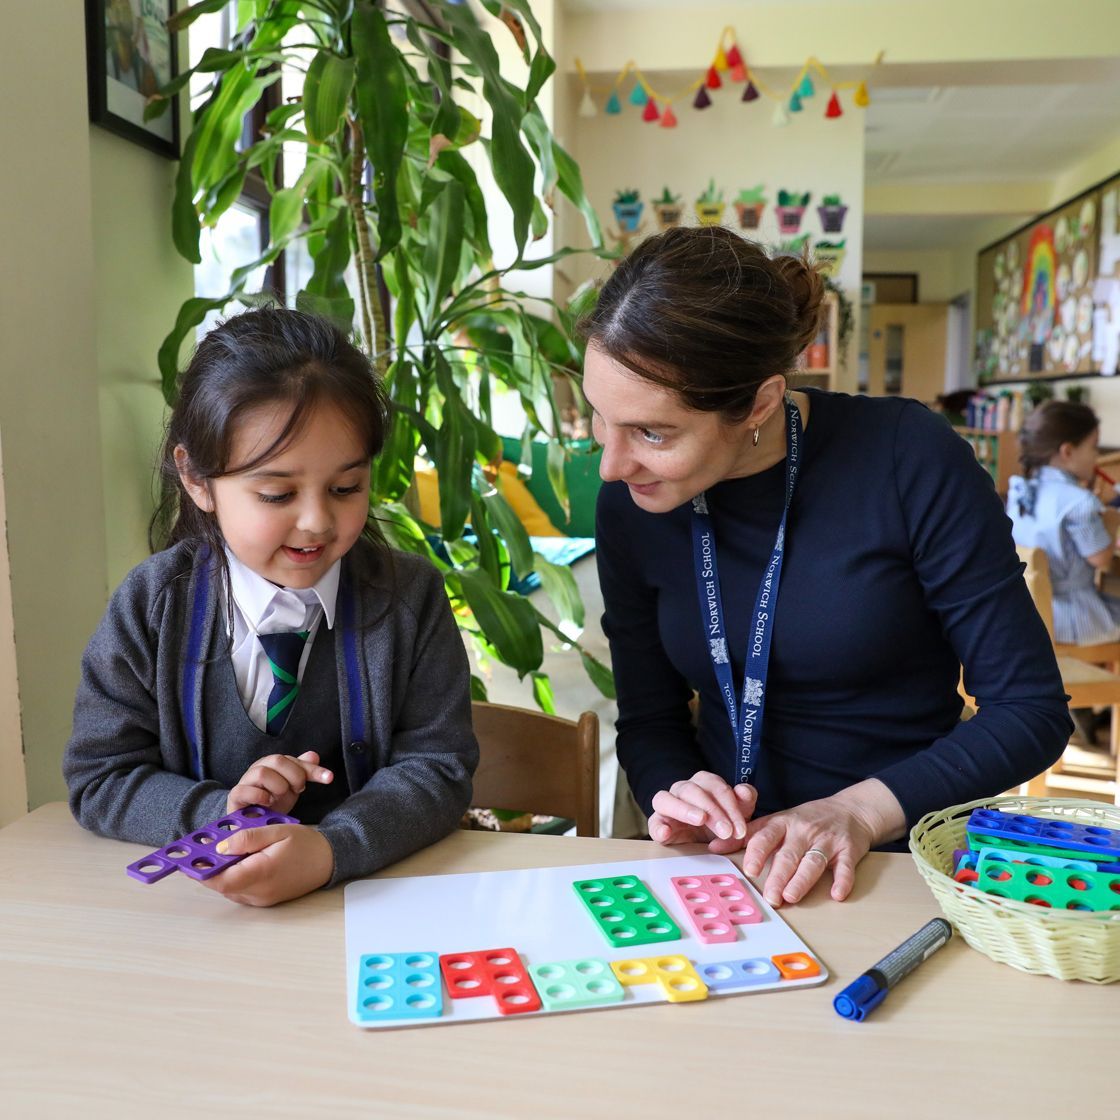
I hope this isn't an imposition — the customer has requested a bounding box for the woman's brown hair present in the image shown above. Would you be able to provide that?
[1017,400,1099,477]
[578,226,826,420]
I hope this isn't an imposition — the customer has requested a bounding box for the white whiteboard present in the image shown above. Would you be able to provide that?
[344,854,828,1029]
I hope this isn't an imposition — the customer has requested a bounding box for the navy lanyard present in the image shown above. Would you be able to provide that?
[690,398,802,786]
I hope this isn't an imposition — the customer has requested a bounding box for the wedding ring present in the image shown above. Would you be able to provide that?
[804,847,829,864]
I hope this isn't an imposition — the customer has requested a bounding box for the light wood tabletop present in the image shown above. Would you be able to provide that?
[0,803,1113,1118]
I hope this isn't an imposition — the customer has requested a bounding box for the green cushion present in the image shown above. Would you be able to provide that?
[500,437,603,538]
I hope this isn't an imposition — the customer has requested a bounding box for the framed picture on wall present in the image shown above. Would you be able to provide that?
[85,0,180,159]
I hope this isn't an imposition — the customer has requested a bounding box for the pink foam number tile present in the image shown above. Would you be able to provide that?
[670,874,763,943]
[125,806,298,884]
[438,947,542,1015]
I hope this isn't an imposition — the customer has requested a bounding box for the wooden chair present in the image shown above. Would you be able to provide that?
[1012,546,1120,800]
[470,701,600,837]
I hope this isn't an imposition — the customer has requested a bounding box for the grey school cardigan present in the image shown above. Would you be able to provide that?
[63,538,479,887]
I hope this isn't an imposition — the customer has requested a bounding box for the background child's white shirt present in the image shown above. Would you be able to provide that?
[225,548,340,731]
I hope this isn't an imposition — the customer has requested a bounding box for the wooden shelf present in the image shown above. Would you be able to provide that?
[794,292,839,391]
[958,427,1018,497]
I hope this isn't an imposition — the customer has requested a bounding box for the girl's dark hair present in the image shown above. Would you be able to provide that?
[1018,399,1099,477]
[578,226,826,420]
[151,307,389,562]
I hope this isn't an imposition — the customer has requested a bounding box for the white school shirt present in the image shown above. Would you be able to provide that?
[225,549,340,732]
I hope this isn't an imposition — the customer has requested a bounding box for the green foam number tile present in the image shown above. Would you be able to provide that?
[529,958,626,1011]
[975,855,1120,911]
[968,832,1119,864]
[572,876,682,947]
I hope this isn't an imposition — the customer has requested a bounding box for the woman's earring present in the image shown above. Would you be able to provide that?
[752,426,760,447]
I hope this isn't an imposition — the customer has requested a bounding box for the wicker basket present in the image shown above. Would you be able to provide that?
[909,794,1120,983]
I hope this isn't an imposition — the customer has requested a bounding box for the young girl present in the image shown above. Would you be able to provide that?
[1007,400,1120,645]
[64,308,478,906]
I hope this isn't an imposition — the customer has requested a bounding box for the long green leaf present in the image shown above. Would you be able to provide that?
[168,0,232,32]
[546,438,571,521]
[372,363,420,501]
[458,569,543,674]
[304,51,354,142]
[298,204,354,330]
[171,128,202,262]
[481,485,533,580]
[442,3,534,255]
[531,671,557,715]
[157,293,239,402]
[432,391,476,541]
[533,552,584,629]
[580,650,616,699]
[352,1,409,260]
[421,179,465,325]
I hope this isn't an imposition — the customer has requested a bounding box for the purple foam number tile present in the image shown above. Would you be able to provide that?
[126,854,177,884]
[125,805,298,885]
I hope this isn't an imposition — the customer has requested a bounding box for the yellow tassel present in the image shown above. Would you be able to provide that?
[854,80,870,107]
[714,47,729,71]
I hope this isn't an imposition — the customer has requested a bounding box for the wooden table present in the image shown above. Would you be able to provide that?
[0,804,1113,1118]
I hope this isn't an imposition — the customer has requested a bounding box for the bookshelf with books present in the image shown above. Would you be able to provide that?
[796,292,839,391]
[959,428,1018,497]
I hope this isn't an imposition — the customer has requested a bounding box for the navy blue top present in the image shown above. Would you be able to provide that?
[596,390,1070,833]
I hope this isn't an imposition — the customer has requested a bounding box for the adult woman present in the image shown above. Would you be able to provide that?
[1007,400,1120,645]
[582,227,1069,908]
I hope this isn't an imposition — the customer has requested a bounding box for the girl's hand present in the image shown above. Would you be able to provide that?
[647,771,757,854]
[226,750,333,816]
[201,824,334,906]
[741,779,906,907]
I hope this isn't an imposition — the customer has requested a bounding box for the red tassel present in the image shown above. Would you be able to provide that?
[642,98,660,122]
[825,91,843,118]
[706,66,722,90]
[693,87,713,110]
[742,80,759,103]
[726,44,743,68]
[729,63,747,83]
[660,105,678,128]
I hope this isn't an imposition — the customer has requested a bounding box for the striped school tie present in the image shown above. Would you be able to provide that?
[258,630,310,736]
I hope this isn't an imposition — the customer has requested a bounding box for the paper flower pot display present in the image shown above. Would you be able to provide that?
[694,179,725,226]
[612,188,644,233]
[777,233,811,257]
[817,194,848,233]
[814,240,846,277]
[774,189,810,235]
[734,185,767,230]
[652,187,684,230]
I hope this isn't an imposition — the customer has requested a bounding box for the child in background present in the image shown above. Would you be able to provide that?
[1007,399,1120,645]
[64,308,478,906]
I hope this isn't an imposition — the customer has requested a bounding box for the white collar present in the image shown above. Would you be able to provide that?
[225,547,340,633]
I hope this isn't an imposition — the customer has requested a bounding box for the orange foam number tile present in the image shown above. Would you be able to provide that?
[772,952,821,980]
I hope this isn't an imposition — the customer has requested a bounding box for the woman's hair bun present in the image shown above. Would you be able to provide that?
[774,253,826,354]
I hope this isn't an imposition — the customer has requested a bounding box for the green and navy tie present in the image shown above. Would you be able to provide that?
[258,630,309,736]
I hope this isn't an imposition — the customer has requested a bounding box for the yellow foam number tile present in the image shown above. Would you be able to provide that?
[610,955,709,1003]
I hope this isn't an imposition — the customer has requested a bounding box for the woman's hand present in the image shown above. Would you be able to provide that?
[742,778,906,907]
[201,824,334,906]
[647,771,757,854]
[226,750,333,816]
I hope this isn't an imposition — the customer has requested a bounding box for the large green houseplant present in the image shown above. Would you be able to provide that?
[149,0,612,709]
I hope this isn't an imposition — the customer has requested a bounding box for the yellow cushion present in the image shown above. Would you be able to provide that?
[412,462,563,537]
[496,461,563,536]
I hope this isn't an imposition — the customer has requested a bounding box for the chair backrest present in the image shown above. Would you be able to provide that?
[470,701,600,837]
[1015,545,1055,640]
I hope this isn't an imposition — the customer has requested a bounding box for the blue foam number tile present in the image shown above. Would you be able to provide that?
[699,957,781,991]
[356,953,445,1022]
[966,809,1120,861]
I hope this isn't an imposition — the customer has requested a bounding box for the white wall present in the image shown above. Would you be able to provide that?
[0,3,108,811]
[566,84,865,389]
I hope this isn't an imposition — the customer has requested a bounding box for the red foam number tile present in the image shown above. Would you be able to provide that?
[438,948,542,1015]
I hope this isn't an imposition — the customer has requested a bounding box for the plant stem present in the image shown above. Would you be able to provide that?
[346,117,378,363]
